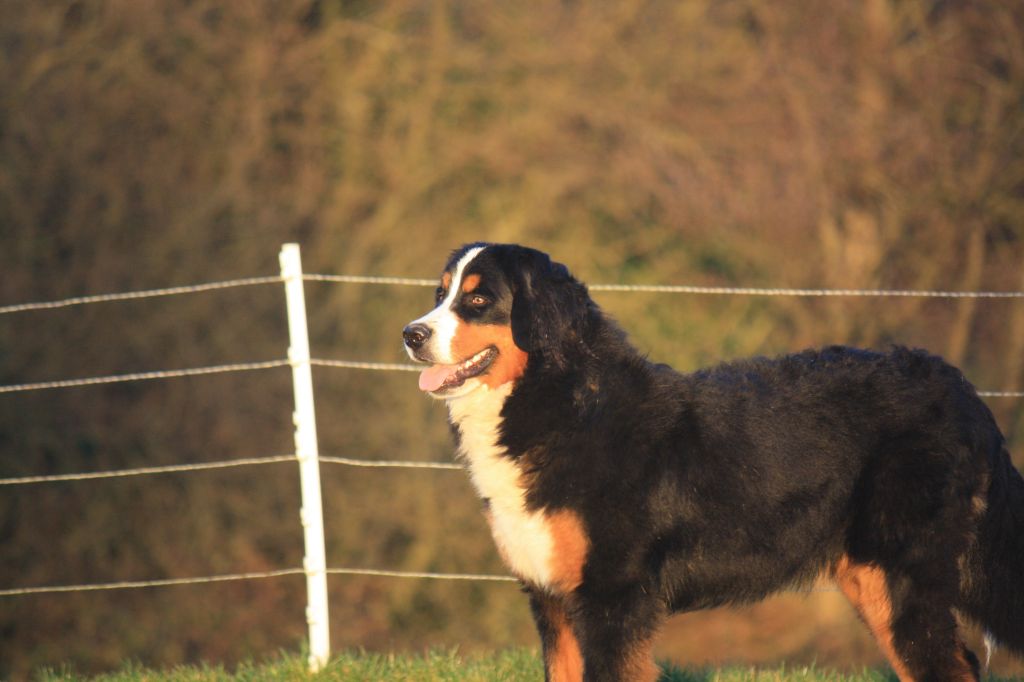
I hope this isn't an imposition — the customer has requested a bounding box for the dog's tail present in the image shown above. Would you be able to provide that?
[958,445,1024,658]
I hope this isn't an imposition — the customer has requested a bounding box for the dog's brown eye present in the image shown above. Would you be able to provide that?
[435,287,446,303]
[467,294,489,307]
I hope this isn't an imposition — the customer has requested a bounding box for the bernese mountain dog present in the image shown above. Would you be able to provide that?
[402,243,1024,682]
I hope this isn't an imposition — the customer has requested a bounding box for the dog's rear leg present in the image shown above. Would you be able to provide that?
[833,556,978,682]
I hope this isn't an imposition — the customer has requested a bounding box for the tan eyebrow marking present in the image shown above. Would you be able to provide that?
[441,272,452,290]
[461,274,482,293]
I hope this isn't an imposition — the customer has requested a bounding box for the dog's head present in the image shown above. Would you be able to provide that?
[403,243,592,398]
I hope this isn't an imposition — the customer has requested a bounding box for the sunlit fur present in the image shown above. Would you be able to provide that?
[406,245,528,399]
[407,245,483,367]
[448,383,560,589]
[405,243,1024,682]
[406,245,558,589]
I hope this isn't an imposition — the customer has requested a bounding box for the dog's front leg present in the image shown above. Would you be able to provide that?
[529,589,584,682]
[573,584,664,682]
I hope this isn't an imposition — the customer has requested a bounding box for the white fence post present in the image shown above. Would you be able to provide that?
[279,243,331,672]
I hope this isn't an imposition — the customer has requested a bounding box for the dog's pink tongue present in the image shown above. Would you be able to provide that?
[418,364,457,392]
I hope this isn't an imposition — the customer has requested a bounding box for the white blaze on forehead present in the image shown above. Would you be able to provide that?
[410,245,485,364]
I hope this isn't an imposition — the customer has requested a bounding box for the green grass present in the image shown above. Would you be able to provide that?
[36,650,540,682]
[34,650,1023,681]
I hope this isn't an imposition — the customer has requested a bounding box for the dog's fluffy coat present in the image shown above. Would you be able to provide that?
[403,243,1024,682]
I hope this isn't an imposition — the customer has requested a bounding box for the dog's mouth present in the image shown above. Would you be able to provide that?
[417,346,498,394]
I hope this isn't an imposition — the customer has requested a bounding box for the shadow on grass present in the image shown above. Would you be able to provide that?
[656,661,903,682]
[658,664,712,682]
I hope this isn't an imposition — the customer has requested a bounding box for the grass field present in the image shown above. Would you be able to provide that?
[33,650,1024,682]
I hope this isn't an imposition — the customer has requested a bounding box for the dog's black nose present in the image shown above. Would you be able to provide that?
[403,323,432,350]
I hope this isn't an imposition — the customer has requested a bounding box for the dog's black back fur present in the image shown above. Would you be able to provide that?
[415,243,1024,681]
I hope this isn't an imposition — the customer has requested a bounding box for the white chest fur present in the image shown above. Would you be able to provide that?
[447,385,555,588]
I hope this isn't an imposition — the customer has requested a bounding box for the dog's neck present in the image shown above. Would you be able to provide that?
[444,381,563,588]
[446,382,513,460]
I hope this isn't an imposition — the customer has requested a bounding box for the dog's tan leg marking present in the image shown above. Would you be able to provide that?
[544,599,584,682]
[833,555,915,681]
[546,509,589,593]
[833,556,977,681]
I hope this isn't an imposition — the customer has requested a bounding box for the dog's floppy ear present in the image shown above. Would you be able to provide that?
[507,247,591,370]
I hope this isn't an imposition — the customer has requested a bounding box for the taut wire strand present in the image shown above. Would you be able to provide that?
[0,276,283,315]
[0,455,297,486]
[587,283,1024,298]
[0,455,459,487]
[3,274,1023,317]
[325,568,517,582]
[0,360,290,394]
[0,567,851,598]
[302,274,436,286]
[0,567,518,597]
[320,455,462,470]
[0,569,308,597]
[302,273,1024,298]
[310,358,420,372]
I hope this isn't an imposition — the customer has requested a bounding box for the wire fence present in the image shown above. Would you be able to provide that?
[1,272,1021,396]
[4,273,1024,319]
[1,249,1023,663]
